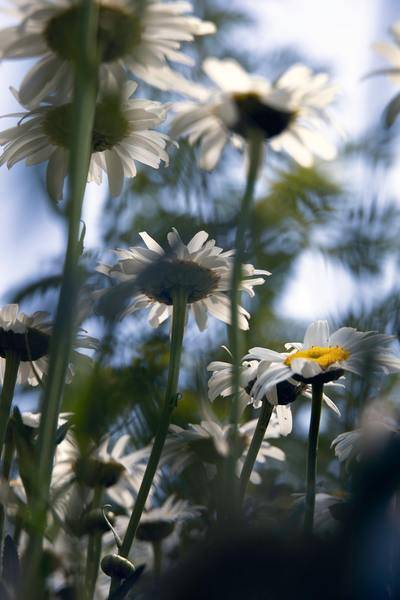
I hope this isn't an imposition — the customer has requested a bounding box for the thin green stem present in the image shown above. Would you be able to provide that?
[304,381,324,535]
[0,351,20,462]
[23,0,99,592]
[85,487,103,600]
[227,132,263,508]
[239,400,273,502]
[109,289,187,595]
[152,541,162,579]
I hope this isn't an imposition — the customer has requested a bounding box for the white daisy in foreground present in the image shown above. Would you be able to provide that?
[0,0,216,107]
[0,304,97,386]
[207,354,293,436]
[96,228,270,331]
[372,21,400,126]
[0,82,169,200]
[170,58,339,170]
[246,320,400,405]
[158,415,285,484]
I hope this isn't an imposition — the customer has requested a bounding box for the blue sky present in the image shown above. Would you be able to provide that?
[0,0,398,321]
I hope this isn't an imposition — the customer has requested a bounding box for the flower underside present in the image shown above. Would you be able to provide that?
[135,258,220,305]
[245,377,303,405]
[284,346,350,369]
[232,92,295,139]
[0,327,50,361]
[136,520,175,542]
[43,96,130,152]
[44,5,142,63]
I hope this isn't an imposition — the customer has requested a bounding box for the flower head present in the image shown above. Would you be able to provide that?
[207,354,293,436]
[246,320,400,404]
[97,228,270,331]
[0,0,216,106]
[170,58,338,170]
[0,304,97,386]
[136,495,201,543]
[159,415,285,484]
[0,82,169,199]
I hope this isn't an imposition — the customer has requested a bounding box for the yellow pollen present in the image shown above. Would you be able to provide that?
[284,346,349,370]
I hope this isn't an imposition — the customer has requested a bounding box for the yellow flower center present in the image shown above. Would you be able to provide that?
[284,346,349,370]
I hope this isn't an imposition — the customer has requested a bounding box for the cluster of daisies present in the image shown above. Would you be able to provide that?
[1,2,400,597]
[0,0,343,200]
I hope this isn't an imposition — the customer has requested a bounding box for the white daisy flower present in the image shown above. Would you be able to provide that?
[207,354,293,436]
[135,495,201,543]
[0,82,170,200]
[246,320,400,405]
[0,303,97,386]
[372,21,400,125]
[96,228,270,331]
[170,57,339,170]
[0,0,216,107]
[158,415,285,484]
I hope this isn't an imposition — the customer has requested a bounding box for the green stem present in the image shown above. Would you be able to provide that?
[109,289,187,594]
[239,400,273,502]
[152,541,162,578]
[23,0,99,592]
[85,487,103,599]
[304,381,324,535]
[0,351,20,462]
[227,132,263,507]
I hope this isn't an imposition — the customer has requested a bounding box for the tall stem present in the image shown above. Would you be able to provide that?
[109,289,187,594]
[239,400,273,502]
[304,381,324,534]
[85,487,103,600]
[0,351,20,461]
[227,132,263,506]
[23,0,99,591]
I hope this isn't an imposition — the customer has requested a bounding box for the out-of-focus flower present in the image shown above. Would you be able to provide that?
[170,58,338,170]
[0,82,169,199]
[0,304,97,386]
[0,0,216,106]
[158,414,285,484]
[331,408,399,466]
[246,320,400,404]
[97,228,269,331]
[136,495,202,543]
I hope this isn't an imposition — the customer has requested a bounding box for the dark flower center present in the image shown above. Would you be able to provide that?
[136,520,175,542]
[74,457,125,488]
[43,95,130,153]
[0,327,50,361]
[245,378,304,405]
[44,5,142,63]
[232,92,295,139]
[135,258,220,305]
[292,369,344,385]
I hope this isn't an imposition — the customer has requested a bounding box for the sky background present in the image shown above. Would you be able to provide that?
[0,0,399,321]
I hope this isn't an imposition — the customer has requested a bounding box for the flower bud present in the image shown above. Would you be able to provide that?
[101,554,135,579]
